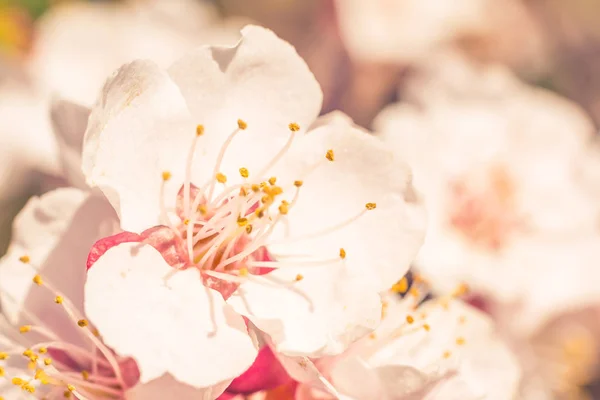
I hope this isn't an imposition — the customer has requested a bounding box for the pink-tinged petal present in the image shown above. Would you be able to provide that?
[126,373,230,400]
[82,59,195,233]
[84,242,258,389]
[0,189,118,346]
[227,346,291,394]
[229,264,381,357]
[87,231,142,270]
[165,25,323,188]
[268,112,426,293]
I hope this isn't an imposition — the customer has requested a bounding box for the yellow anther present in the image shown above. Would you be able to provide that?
[22,384,35,393]
[32,275,43,286]
[271,186,283,196]
[295,274,304,282]
[456,337,466,346]
[38,347,47,354]
[406,315,415,324]
[43,358,52,366]
[77,320,89,328]
[237,217,248,227]
[259,182,267,188]
[245,224,253,234]
[92,328,100,337]
[294,180,303,187]
[162,171,171,181]
[216,172,227,184]
[251,184,260,192]
[453,283,469,297]
[365,202,377,210]
[289,122,300,132]
[35,369,45,380]
[183,219,190,226]
[196,124,205,136]
[0,366,4,377]
[67,385,76,392]
[81,371,90,381]
[237,119,248,130]
[28,361,36,370]
[391,277,408,293]
[19,255,30,263]
[240,187,248,197]
[12,377,24,386]
[54,296,64,304]
[23,349,33,358]
[339,248,346,259]
[239,168,249,178]
[443,351,452,359]
[239,268,249,277]
[0,352,8,360]
[64,391,72,398]
[198,205,207,215]
[278,203,289,215]
[255,208,265,218]
[268,177,277,185]
[261,195,271,204]
[423,324,431,332]
[325,149,335,162]
[19,325,31,334]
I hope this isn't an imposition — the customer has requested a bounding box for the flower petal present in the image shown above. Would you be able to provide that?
[84,242,258,389]
[82,60,195,232]
[126,373,230,400]
[268,112,426,292]
[229,263,381,357]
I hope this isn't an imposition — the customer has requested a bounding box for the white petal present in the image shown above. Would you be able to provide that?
[126,373,229,400]
[230,264,381,357]
[268,112,426,292]
[84,242,258,388]
[82,60,195,232]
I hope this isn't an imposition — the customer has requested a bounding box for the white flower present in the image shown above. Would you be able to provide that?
[296,292,521,400]
[81,25,425,396]
[0,188,150,399]
[374,56,599,307]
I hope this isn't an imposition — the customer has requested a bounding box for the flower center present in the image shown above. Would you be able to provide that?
[447,165,524,251]
[0,257,139,399]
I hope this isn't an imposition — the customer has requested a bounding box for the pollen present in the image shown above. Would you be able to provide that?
[22,384,35,393]
[216,172,227,183]
[11,377,24,386]
[64,391,72,398]
[54,296,63,304]
[239,268,249,277]
[162,171,172,181]
[245,224,253,234]
[295,274,304,281]
[0,352,9,360]
[278,203,289,215]
[325,149,335,162]
[32,274,43,286]
[19,325,31,334]
[196,124,205,136]
[294,180,303,187]
[423,324,431,331]
[391,277,408,293]
[406,315,415,324]
[198,205,207,215]
[67,385,76,392]
[77,319,89,328]
[255,208,265,218]
[183,219,190,226]
[38,348,47,354]
[0,366,4,377]
[365,202,377,210]
[289,122,300,132]
[237,217,249,227]
[456,337,466,346]
[81,370,90,381]
[268,177,277,185]
[19,255,30,263]
[237,119,248,130]
[251,184,260,192]
[239,167,249,178]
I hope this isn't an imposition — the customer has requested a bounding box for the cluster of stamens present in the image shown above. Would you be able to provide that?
[0,257,135,399]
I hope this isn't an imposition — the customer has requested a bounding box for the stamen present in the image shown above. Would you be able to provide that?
[206,122,245,201]
[254,123,298,179]
[325,149,335,162]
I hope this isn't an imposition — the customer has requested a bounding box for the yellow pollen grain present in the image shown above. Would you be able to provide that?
[271,186,283,196]
[268,177,277,185]
[237,217,248,227]
[196,124,205,136]
[443,351,452,359]
[38,348,47,354]
[261,195,271,204]
[295,274,304,282]
[55,296,64,304]
[12,377,24,386]
[216,172,227,184]
[64,391,72,398]
[325,149,335,162]
[289,122,300,132]
[183,219,190,226]
[23,384,35,393]
[32,275,43,286]
[0,366,4,377]
[198,205,207,215]
[67,385,76,392]
[255,208,265,218]
[294,180,303,187]
[19,325,31,334]
[246,224,253,234]
[0,352,8,360]
[22,349,33,358]
[19,255,30,263]
[162,171,171,181]
[278,203,289,215]
[339,248,346,259]
[77,320,89,328]
[81,371,89,381]
[239,268,249,277]
[406,315,415,324]
[237,119,248,130]
[456,337,466,346]
[423,324,431,332]
[240,187,248,197]
[251,184,260,192]
[239,168,249,178]
[43,358,52,366]
[365,202,377,210]
[391,277,408,293]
